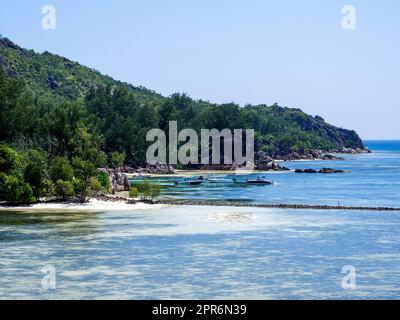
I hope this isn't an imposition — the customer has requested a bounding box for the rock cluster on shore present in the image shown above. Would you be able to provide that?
[98,147,368,175]
[259,147,370,162]
[254,151,290,171]
[123,163,175,174]
[295,168,347,174]
[99,167,131,193]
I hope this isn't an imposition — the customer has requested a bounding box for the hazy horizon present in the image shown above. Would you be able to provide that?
[1,0,399,139]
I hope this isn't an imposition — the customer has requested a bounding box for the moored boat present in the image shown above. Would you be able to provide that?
[174,176,204,185]
[233,176,273,185]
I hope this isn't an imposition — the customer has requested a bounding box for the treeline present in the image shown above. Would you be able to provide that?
[0,37,366,203]
[0,69,116,203]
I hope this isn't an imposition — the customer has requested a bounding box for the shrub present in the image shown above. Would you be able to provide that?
[50,157,74,182]
[136,180,151,200]
[55,180,75,200]
[111,151,126,168]
[88,177,103,194]
[0,144,21,174]
[133,180,161,201]
[42,179,56,197]
[149,184,161,199]
[97,171,111,192]
[129,186,139,198]
[1,175,36,204]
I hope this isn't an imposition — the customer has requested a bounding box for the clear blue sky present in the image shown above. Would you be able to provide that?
[1,0,399,139]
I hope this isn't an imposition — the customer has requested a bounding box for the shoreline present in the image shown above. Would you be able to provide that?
[1,196,399,212]
[155,200,400,211]
[0,197,163,212]
[124,150,371,177]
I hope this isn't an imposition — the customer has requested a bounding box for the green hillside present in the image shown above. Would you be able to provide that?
[0,35,365,164]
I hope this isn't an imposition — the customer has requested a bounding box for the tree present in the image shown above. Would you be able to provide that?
[49,157,74,182]
[72,157,100,203]
[133,180,161,201]
[111,151,126,168]
[55,179,75,200]
[0,144,36,203]
[0,144,21,174]
[0,174,35,204]
[23,149,47,199]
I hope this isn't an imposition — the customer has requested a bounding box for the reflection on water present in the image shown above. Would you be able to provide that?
[0,211,100,241]
[1,206,400,299]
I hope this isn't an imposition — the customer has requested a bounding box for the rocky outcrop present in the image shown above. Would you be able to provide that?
[304,169,317,173]
[99,167,130,194]
[294,168,317,173]
[273,150,346,161]
[47,76,60,89]
[319,168,346,174]
[295,168,348,174]
[123,163,175,174]
[254,151,290,171]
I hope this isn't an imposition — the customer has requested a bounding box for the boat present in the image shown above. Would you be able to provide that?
[174,176,204,185]
[233,176,273,185]
[205,175,231,183]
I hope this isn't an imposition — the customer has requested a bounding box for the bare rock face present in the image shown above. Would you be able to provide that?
[47,76,60,89]
[99,167,130,194]
[295,167,348,174]
[319,168,346,174]
[304,168,317,173]
[254,151,290,171]
[123,163,175,174]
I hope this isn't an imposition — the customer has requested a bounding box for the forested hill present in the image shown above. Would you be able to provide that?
[0,36,366,165]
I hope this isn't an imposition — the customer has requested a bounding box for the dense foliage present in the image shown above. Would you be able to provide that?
[129,181,161,201]
[0,36,365,202]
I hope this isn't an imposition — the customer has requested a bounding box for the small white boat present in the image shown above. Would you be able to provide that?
[233,176,274,185]
[174,176,204,185]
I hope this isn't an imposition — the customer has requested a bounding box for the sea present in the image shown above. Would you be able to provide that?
[0,140,399,299]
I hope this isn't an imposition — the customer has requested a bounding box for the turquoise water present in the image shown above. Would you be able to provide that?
[138,140,400,208]
[0,141,400,299]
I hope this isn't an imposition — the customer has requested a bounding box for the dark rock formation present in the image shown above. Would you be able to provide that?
[123,163,175,174]
[254,151,290,171]
[304,169,317,173]
[319,168,346,174]
[99,167,130,194]
[47,76,60,89]
[295,167,348,174]
[321,154,344,161]
[294,168,317,173]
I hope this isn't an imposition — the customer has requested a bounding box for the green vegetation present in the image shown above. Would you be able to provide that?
[111,151,126,168]
[0,36,365,203]
[128,186,139,199]
[97,171,111,192]
[130,180,161,201]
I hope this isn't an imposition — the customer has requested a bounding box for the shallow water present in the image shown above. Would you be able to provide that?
[0,141,400,299]
[140,141,400,208]
[1,206,400,299]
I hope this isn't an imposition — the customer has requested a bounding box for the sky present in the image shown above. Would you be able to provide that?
[1,0,399,139]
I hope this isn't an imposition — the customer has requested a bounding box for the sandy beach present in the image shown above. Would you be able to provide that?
[0,198,164,212]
